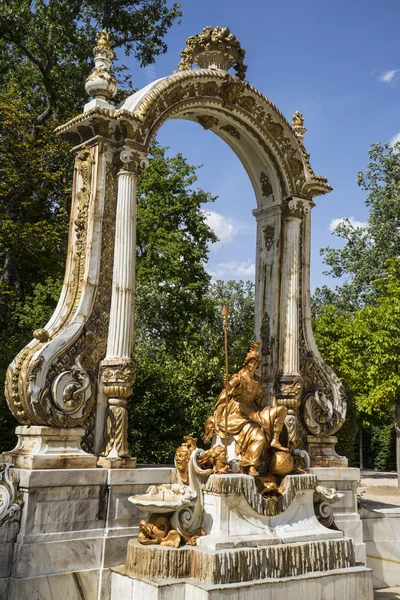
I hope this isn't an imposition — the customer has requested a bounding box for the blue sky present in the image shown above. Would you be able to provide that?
[122,0,400,290]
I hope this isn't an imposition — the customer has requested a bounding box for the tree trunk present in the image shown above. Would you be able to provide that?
[359,426,363,470]
[396,401,400,487]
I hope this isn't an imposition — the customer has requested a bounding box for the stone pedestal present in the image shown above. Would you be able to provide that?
[360,503,400,588]
[1,426,97,470]
[115,472,373,599]
[307,435,348,468]
[311,467,366,565]
[2,465,174,600]
[111,565,373,600]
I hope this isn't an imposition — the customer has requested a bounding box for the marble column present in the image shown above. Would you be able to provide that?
[98,149,148,468]
[277,197,310,445]
[279,201,302,378]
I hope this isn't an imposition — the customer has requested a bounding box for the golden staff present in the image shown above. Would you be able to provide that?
[221,305,229,455]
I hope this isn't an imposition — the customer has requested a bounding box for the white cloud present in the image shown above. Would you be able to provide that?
[379,69,399,83]
[203,211,254,250]
[210,259,255,280]
[203,210,237,248]
[329,217,368,233]
[390,132,400,148]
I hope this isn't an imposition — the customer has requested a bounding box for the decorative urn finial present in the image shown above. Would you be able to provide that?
[178,26,247,80]
[292,110,307,143]
[85,29,117,104]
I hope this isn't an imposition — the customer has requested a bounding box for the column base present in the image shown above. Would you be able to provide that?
[307,435,348,467]
[97,456,137,469]
[1,426,97,469]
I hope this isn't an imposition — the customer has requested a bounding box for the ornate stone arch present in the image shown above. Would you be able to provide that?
[2,28,346,469]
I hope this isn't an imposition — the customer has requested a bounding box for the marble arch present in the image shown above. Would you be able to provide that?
[3,27,346,469]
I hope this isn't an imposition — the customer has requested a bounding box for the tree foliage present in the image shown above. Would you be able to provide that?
[131,280,255,463]
[0,0,182,123]
[315,142,400,313]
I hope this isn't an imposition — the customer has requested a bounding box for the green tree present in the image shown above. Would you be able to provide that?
[0,0,182,450]
[316,142,400,313]
[314,260,400,476]
[0,0,182,124]
[131,279,255,463]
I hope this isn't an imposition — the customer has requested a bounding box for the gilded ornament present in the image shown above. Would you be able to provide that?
[33,329,49,343]
[85,29,117,101]
[138,515,181,548]
[219,80,244,110]
[178,26,247,80]
[260,171,273,198]
[292,109,307,142]
[196,445,230,474]
[220,124,240,139]
[100,359,136,459]
[175,436,197,485]
[197,115,218,130]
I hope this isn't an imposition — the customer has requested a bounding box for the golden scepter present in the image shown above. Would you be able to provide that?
[221,305,229,456]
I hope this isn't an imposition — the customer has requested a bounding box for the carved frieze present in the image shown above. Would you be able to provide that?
[260,171,273,198]
[263,225,275,251]
[220,124,240,139]
[197,115,219,130]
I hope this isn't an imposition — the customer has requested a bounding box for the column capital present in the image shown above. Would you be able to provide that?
[282,196,315,220]
[119,148,149,175]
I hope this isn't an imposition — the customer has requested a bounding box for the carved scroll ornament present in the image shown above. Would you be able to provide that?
[0,465,23,527]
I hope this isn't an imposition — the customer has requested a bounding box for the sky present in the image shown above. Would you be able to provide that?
[122,0,400,290]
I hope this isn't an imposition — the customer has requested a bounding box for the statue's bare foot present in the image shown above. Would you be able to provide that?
[248,466,259,477]
[270,440,289,452]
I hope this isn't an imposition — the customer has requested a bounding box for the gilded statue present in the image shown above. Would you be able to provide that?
[205,341,288,477]
[138,515,181,548]
[175,435,197,485]
[196,445,230,474]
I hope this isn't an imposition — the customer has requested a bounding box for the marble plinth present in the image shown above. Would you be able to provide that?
[360,503,400,588]
[199,473,342,551]
[307,436,348,468]
[2,465,174,600]
[111,566,373,600]
[126,537,355,584]
[311,466,366,565]
[1,426,97,469]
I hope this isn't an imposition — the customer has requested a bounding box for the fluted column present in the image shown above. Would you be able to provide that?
[277,197,312,446]
[279,206,301,377]
[98,148,148,468]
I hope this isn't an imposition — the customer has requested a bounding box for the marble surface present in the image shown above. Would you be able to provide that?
[198,474,342,551]
[2,466,174,599]
[311,467,366,564]
[8,569,100,600]
[111,566,373,600]
[361,504,400,588]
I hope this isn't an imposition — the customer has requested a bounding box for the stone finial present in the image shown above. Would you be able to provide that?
[178,26,247,80]
[85,28,117,105]
[291,110,307,143]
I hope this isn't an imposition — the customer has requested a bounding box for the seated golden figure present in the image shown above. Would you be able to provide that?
[205,341,288,477]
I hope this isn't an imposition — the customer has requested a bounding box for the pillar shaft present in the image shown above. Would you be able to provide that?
[106,170,137,359]
[279,215,301,376]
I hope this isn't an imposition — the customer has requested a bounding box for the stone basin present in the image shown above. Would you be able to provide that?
[129,483,197,514]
